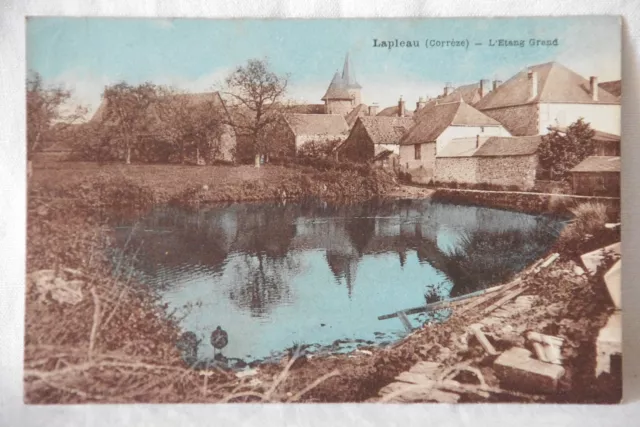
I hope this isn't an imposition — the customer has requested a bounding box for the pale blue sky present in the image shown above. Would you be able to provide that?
[27,16,620,116]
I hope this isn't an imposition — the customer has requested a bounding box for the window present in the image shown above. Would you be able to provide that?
[414,144,421,160]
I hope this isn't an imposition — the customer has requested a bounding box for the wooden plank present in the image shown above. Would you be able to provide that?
[468,323,499,356]
[539,253,560,270]
[397,311,413,332]
[378,284,505,321]
[457,279,522,314]
[482,286,528,316]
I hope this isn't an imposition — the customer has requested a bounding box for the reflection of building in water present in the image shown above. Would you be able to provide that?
[113,199,558,308]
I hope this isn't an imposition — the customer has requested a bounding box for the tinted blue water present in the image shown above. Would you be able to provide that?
[110,199,564,363]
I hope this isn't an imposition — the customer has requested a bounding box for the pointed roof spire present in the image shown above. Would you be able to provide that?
[342,52,362,89]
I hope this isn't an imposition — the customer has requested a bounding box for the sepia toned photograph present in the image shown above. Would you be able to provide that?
[24,16,621,404]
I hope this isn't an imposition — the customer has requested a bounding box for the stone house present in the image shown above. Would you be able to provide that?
[398,99,511,180]
[281,113,350,154]
[435,135,543,190]
[569,156,621,196]
[474,62,621,136]
[336,116,415,166]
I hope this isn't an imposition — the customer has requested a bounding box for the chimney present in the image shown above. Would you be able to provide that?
[590,76,599,101]
[528,70,538,99]
[416,96,426,111]
[368,103,379,116]
[479,79,490,98]
[492,79,503,91]
[398,96,405,117]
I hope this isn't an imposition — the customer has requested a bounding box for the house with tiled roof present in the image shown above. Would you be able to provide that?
[398,99,511,179]
[475,62,621,136]
[435,135,543,190]
[281,113,350,154]
[569,156,620,196]
[336,116,415,166]
[599,80,621,98]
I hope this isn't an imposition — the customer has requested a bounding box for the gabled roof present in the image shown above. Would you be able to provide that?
[475,62,620,110]
[437,135,542,158]
[599,80,621,98]
[570,156,621,173]
[377,105,414,117]
[401,100,501,145]
[356,116,415,145]
[284,114,349,136]
[438,83,483,105]
[342,53,362,89]
[345,103,369,127]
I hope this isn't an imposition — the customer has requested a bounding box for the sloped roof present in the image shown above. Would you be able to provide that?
[570,156,621,173]
[599,80,621,98]
[285,114,349,136]
[401,100,502,145]
[548,126,621,142]
[357,116,415,145]
[372,149,394,162]
[322,72,353,101]
[91,91,228,124]
[474,136,542,157]
[377,105,414,117]
[475,62,620,110]
[342,53,362,89]
[438,83,483,105]
[437,135,541,158]
[345,103,369,127]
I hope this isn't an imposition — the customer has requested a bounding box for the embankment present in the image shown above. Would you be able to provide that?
[431,188,620,218]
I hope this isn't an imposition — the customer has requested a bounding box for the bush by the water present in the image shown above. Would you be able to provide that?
[556,202,619,256]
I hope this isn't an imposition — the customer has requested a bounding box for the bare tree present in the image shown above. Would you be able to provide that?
[26,70,86,159]
[100,82,157,164]
[220,58,292,160]
[154,87,225,165]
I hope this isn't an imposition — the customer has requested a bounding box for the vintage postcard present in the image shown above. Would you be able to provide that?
[25,16,621,404]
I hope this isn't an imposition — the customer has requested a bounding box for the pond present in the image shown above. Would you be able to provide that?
[110,199,565,365]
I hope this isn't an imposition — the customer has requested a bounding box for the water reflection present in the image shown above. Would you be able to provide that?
[110,199,564,361]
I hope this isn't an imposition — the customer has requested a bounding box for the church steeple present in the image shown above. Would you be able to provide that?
[342,53,362,89]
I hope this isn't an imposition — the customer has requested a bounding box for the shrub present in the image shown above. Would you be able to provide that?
[557,202,613,255]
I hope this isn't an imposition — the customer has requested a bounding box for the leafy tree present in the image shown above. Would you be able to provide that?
[220,58,292,159]
[154,87,226,165]
[538,118,596,180]
[100,82,157,164]
[26,70,86,159]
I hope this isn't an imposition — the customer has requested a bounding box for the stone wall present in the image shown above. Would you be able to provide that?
[435,157,478,184]
[326,99,355,115]
[477,155,538,190]
[480,104,539,136]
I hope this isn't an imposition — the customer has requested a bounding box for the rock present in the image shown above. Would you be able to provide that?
[604,260,621,310]
[30,270,84,305]
[408,361,441,378]
[573,265,586,276]
[546,303,564,317]
[525,332,564,365]
[595,311,622,377]
[493,347,565,394]
[356,349,373,356]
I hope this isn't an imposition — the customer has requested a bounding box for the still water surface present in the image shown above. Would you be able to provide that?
[111,199,564,363]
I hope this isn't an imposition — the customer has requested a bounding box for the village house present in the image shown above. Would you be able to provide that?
[398,99,511,182]
[336,116,415,167]
[569,156,621,196]
[435,79,500,106]
[281,113,350,154]
[474,61,621,136]
[376,96,413,118]
[435,135,543,190]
